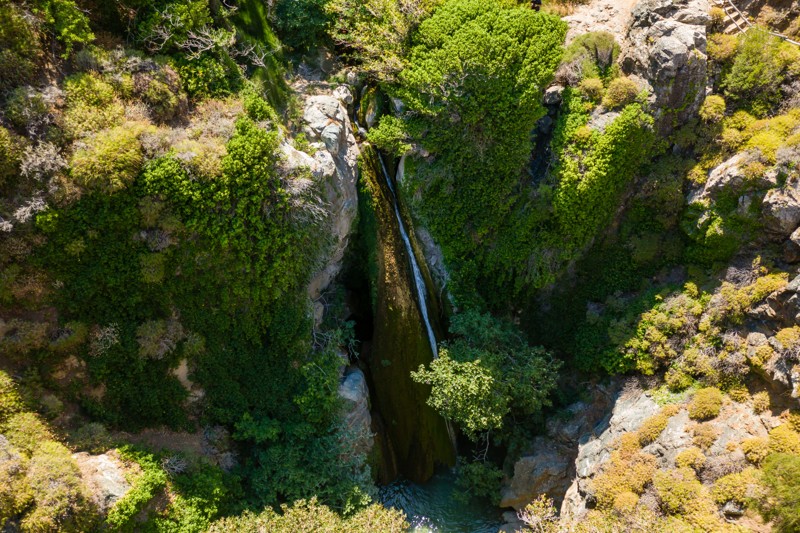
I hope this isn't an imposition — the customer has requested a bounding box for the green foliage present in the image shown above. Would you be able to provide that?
[394,0,568,303]
[687,387,723,421]
[761,453,800,532]
[0,371,24,422]
[0,3,40,92]
[207,498,409,532]
[602,77,639,109]
[273,0,331,52]
[723,28,786,116]
[699,94,726,123]
[34,0,94,58]
[174,53,244,99]
[578,77,604,102]
[367,116,412,157]
[559,30,620,81]
[327,0,443,82]
[412,310,560,440]
[455,461,503,505]
[105,447,167,530]
[70,125,146,193]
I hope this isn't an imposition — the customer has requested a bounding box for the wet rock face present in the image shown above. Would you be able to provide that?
[621,0,710,135]
[288,85,359,303]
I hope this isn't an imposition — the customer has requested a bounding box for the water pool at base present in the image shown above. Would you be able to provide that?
[379,470,505,532]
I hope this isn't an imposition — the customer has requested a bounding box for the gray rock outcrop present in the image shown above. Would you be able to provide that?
[762,179,800,238]
[621,0,710,134]
[288,86,359,303]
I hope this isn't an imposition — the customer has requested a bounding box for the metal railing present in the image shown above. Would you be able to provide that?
[713,0,800,46]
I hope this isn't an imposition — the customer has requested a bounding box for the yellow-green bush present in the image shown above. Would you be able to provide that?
[578,77,604,102]
[0,438,31,528]
[591,450,657,509]
[638,405,680,445]
[752,391,770,413]
[653,467,717,521]
[0,126,21,187]
[613,491,639,515]
[22,441,97,532]
[70,125,145,192]
[711,467,761,505]
[699,95,726,123]
[675,447,706,471]
[693,422,719,449]
[62,101,125,138]
[688,387,723,420]
[602,77,640,110]
[768,425,800,455]
[0,371,24,422]
[707,33,738,63]
[2,412,55,456]
[741,437,769,465]
[64,72,115,107]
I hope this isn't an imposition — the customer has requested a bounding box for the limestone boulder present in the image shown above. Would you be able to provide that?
[621,0,710,134]
[73,451,131,513]
[293,87,359,301]
[762,180,800,238]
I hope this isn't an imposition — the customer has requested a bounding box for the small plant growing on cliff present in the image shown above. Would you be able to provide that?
[752,391,770,413]
[741,437,769,465]
[693,422,720,449]
[676,447,706,471]
[688,387,724,420]
[602,77,640,110]
[638,405,680,446]
[699,95,726,123]
[768,425,800,455]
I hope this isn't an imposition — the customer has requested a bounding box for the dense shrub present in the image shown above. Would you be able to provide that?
[741,437,770,465]
[207,498,408,532]
[675,447,706,471]
[5,87,51,137]
[0,3,40,92]
[0,126,22,187]
[752,391,770,413]
[412,310,560,440]
[23,441,97,531]
[688,387,723,420]
[578,77,604,102]
[638,405,680,445]
[724,28,788,116]
[327,0,443,81]
[64,72,116,108]
[768,425,800,454]
[34,0,94,58]
[761,453,800,532]
[557,31,620,84]
[273,0,330,52]
[70,125,145,193]
[602,77,640,109]
[699,95,726,122]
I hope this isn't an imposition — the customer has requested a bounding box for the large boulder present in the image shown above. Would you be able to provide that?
[762,180,800,238]
[621,0,710,135]
[338,368,374,457]
[73,451,131,513]
[500,438,573,510]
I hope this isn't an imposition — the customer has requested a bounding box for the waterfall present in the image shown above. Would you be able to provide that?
[376,154,439,360]
[375,153,458,452]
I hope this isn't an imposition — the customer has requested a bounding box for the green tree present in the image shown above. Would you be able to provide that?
[412,310,560,440]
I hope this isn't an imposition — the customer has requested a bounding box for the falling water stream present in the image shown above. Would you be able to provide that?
[355,102,503,533]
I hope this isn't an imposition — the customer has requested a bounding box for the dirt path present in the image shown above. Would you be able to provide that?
[563,0,641,44]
